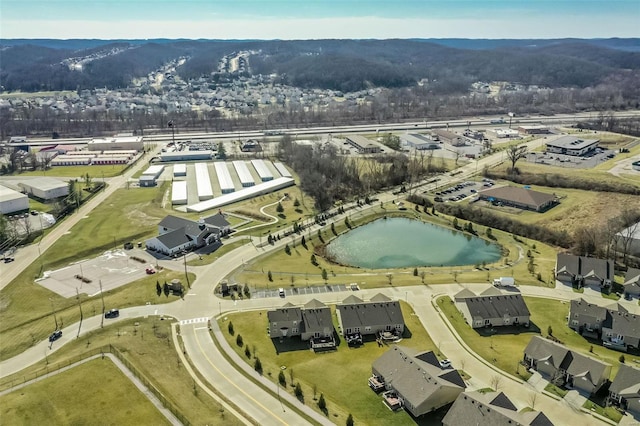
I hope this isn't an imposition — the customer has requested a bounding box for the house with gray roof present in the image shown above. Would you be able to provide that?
[478,185,558,212]
[145,213,230,256]
[336,293,405,344]
[267,299,335,350]
[443,390,554,426]
[523,336,611,396]
[568,298,640,352]
[608,364,640,420]
[624,268,640,298]
[555,253,614,289]
[454,287,530,329]
[371,345,466,417]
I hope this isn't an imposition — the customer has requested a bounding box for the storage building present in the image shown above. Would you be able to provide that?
[233,161,255,187]
[214,162,235,194]
[19,177,69,200]
[88,136,143,152]
[273,162,292,178]
[173,164,187,177]
[251,159,273,182]
[0,185,29,214]
[171,181,188,205]
[91,156,129,165]
[195,163,214,200]
[159,151,213,162]
[51,155,93,166]
[139,165,165,187]
[400,133,441,150]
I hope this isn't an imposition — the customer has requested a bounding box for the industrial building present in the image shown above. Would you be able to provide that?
[233,161,255,187]
[159,151,213,162]
[479,185,557,212]
[251,159,274,181]
[88,135,144,152]
[186,177,295,213]
[432,129,467,146]
[489,128,520,139]
[51,155,93,166]
[400,133,441,150]
[171,181,188,205]
[273,162,292,178]
[518,125,551,134]
[346,135,386,153]
[91,156,129,165]
[173,164,187,177]
[0,185,29,214]
[546,136,599,156]
[214,162,235,194]
[19,178,69,200]
[195,163,214,200]
[139,165,165,187]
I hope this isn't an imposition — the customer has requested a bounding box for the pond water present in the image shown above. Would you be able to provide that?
[326,217,501,269]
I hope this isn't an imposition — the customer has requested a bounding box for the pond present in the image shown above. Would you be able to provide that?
[325,217,501,269]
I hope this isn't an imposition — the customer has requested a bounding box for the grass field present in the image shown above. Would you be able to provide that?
[0,358,171,425]
[186,238,251,266]
[437,296,626,381]
[0,317,241,426]
[218,301,440,426]
[233,207,558,290]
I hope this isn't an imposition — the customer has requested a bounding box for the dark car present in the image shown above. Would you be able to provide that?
[3,257,14,263]
[49,330,62,342]
[105,309,120,319]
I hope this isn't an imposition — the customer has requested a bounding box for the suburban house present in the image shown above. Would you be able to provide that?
[555,253,614,289]
[568,298,640,352]
[523,336,611,396]
[545,136,599,156]
[371,346,466,417]
[478,185,558,212]
[267,299,335,350]
[453,287,530,329]
[145,213,231,256]
[443,390,554,426]
[608,364,640,420]
[624,268,640,298]
[336,293,405,345]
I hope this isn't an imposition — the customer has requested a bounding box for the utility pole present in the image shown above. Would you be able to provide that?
[168,120,176,145]
[99,280,105,328]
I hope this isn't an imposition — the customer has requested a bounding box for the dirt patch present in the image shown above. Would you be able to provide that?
[125,203,160,227]
[0,294,11,313]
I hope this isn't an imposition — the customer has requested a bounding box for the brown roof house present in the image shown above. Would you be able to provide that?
[624,268,640,298]
[523,336,611,396]
[454,287,530,329]
[478,185,557,212]
[555,253,614,289]
[568,298,640,352]
[608,364,640,420]
[371,346,466,417]
[443,390,554,426]
[267,299,335,350]
[336,293,405,345]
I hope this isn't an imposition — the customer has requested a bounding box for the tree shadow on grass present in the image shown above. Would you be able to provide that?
[271,337,310,354]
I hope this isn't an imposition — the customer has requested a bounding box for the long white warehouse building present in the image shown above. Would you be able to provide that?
[19,178,69,200]
[232,161,255,187]
[0,185,29,214]
[214,162,235,194]
[173,164,187,177]
[186,177,294,213]
[251,159,273,182]
[273,162,292,178]
[171,181,188,205]
[195,163,214,201]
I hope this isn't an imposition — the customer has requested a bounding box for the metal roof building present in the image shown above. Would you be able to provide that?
[159,151,213,162]
[232,161,255,187]
[251,159,274,181]
[0,185,29,214]
[19,177,69,200]
[214,162,235,194]
[546,136,599,156]
[195,163,214,200]
[142,165,165,179]
[173,164,187,177]
[171,181,188,205]
[273,162,292,178]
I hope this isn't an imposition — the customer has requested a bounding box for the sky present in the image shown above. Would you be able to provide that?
[1,0,639,40]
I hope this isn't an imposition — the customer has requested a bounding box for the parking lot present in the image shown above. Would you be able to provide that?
[251,283,349,299]
[432,179,493,203]
[526,148,616,169]
[37,249,157,298]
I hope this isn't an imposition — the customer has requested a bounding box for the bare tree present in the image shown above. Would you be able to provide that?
[506,145,528,173]
[490,375,503,391]
[617,211,640,266]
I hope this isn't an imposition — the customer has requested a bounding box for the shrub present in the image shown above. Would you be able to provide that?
[318,393,326,411]
[278,370,286,386]
[236,334,243,347]
[254,357,262,373]
[228,321,234,336]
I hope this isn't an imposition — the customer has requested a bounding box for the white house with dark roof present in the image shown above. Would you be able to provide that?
[336,293,405,344]
[523,336,611,396]
[454,287,530,329]
[608,364,640,420]
[371,346,466,417]
[145,213,230,256]
[443,390,554,426]
[555,253,614,289]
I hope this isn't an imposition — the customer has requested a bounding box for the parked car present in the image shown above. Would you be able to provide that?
[30,210,39,216]
[105,309,120,319]
[49,330,62,342]
[278,288,286,298]
[145,267,156,274]
[3,257,14,263]
[439,359,452,369]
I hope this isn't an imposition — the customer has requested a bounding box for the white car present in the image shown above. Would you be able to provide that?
[278,288,285,298]
[439,359,452,369]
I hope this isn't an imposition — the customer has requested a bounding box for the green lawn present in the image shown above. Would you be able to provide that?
[187,238,251,266]
[0,317,241,426]
[218,301,439,426]
[0,358,171,425]
[437,296,626,381]
[544,383,568,398]
[234,208,557,290]
[583,400,624,423]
